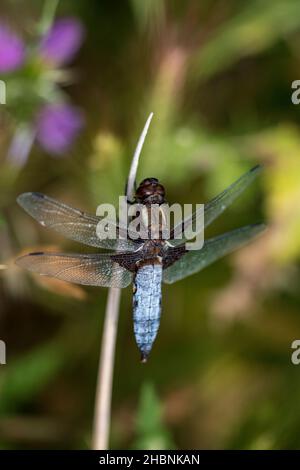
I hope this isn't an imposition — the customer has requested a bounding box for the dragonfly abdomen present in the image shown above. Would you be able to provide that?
[133,263,162,362]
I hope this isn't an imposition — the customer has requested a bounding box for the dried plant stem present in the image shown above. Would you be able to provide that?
[126,112,153,200]
[39,0,60,35]
[92,113,153,450]
[92,287,121,450]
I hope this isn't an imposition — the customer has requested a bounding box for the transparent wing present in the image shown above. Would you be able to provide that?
[16,251,133,288]
[163,223,266,284]
[169,165,261,247]
[17,192,138,252]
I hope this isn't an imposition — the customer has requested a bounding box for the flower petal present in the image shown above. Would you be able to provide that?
[39,17,84,66]
[36,103,84,155]
[0,23,25,73]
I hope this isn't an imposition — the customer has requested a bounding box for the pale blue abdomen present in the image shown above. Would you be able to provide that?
[133,263,162,362]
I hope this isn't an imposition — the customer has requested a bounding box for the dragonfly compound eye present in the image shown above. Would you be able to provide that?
[135,178,166,204]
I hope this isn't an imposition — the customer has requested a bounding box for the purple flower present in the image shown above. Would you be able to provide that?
[0,23,25,73]
[39,18,84,66]
[36,103,84,155]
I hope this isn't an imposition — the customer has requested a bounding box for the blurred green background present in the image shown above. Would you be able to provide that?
[1,0,300,450]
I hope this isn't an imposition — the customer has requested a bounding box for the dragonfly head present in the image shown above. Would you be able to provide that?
[135,177,165,205]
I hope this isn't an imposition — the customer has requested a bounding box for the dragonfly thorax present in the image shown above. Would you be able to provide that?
[140,239,166,259]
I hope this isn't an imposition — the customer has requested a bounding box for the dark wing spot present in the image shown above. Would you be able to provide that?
[31,192,45,199]
[163,245,187,269]
[251,164,261,172]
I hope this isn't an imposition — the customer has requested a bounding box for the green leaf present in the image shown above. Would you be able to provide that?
[0,341,65,414]
[192,0,300,80]
[133,382,174,450]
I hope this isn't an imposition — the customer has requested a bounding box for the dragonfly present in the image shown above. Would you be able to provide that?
[16,165,265,362]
